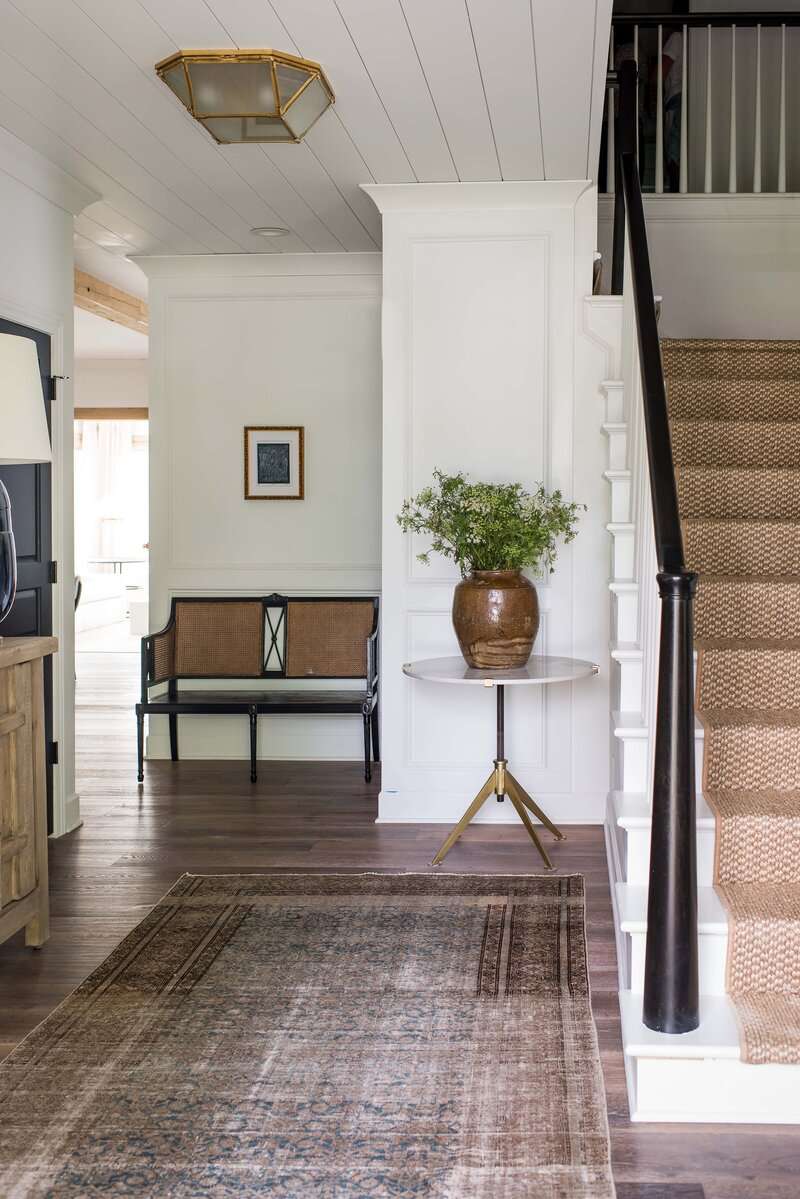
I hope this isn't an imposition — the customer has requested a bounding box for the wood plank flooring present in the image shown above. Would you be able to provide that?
[1,651,799,1196]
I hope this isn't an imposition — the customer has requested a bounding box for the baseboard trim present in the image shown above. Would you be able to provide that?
[52,791,82,838]
[377,790,607,825]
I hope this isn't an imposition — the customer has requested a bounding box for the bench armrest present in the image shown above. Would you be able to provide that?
[141,620,176,701]
[366,626,379,695]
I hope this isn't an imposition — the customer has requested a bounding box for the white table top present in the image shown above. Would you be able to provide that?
[402,655,599,687]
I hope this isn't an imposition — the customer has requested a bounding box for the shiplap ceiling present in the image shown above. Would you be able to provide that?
[0,0,611,256]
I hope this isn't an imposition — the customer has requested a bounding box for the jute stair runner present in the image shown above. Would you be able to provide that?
[666,337,800,1064]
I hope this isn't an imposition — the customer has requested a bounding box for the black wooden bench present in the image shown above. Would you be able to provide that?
[136,594,379,783]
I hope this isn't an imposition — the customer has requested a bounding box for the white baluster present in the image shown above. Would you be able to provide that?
[729,24,737,194]
[704,25,713,193]
[779,24,787,193]
[679,24,688,193]
[656,24,664,193]
[753,25,762,192]
[606,30,615,195]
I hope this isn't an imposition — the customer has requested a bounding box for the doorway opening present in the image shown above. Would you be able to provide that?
[72,303,148,782]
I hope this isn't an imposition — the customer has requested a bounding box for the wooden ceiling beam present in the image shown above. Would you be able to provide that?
[74,270,148,335]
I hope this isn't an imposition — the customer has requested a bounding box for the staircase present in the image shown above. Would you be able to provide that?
[670,338,800,1068]
[605,338,800,1122]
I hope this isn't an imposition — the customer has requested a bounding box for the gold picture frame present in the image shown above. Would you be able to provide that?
[244,426,304,500]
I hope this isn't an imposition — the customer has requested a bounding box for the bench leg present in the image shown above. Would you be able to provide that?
[363,715,372,783]
[169,713,179,762]
[249,708,258,783]
[371,703,380,763]
[136,708,144,783]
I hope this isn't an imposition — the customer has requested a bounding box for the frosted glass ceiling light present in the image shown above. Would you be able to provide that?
[155,49,335,144]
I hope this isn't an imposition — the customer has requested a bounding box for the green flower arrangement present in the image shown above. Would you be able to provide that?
[397,469,584,578]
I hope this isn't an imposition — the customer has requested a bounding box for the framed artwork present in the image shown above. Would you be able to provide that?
[244,426,304,500]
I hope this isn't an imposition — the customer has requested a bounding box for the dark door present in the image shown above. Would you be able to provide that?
[0,316,54,828]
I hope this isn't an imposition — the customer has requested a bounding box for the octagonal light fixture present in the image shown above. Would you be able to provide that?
[155,49,335,144]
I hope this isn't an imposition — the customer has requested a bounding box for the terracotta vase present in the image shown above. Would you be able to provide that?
[452,569,539,670]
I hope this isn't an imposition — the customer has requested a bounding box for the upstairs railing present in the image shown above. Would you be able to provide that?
[611,59,699,1035]
[602,13,799,196]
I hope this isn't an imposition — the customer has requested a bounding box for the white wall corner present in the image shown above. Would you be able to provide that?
[0,168,79,837]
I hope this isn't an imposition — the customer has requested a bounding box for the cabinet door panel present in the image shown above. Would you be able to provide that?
[0,663,37,909]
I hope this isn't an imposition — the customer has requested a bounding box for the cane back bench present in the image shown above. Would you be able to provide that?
[136,594,379,783]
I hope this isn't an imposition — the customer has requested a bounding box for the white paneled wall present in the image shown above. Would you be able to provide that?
[0,131,97,836]
[135,252,381,763]
[366,181,613,825]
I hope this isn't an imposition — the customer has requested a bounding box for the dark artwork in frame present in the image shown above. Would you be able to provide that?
[257,441,291,485]
[244,425,304,500]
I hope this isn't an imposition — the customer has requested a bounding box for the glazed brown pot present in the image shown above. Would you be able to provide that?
[452,569,539,670]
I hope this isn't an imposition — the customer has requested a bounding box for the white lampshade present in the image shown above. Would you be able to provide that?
[0,333,52,465]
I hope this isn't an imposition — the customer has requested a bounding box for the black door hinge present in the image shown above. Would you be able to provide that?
[48,561,58,584]
[49,741,59,765]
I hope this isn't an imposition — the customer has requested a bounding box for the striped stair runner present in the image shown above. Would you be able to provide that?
[666,337,800,1065]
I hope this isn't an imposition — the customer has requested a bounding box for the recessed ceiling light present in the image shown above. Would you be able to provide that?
[251,226,290,238]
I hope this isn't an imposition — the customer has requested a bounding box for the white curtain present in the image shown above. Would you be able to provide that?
[74,420,148,573]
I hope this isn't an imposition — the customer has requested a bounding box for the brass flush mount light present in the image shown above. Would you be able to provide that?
[155,49,334,144]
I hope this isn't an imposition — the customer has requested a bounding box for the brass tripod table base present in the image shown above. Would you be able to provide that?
[401,656,599,870]
[431,758,565,869]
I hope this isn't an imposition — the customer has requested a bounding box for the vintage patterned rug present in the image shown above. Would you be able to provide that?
[0,873,614,1197]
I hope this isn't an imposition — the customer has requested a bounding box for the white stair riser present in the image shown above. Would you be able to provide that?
[627,927,727,996]
[617,734,648,793]
[623,822,716,886]
[609,525,634,578]
[614,726,703,794]
[614,657,643,713]
[611,586,638,642]
[603,424,628,469]
[602,381,625,423]
[629,1055,800,1124]
[605,471,632,522]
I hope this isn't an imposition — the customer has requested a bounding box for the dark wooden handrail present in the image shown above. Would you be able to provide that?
[613,12,800,28]
[613,59,699,1035]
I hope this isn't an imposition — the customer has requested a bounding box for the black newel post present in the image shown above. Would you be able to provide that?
[643,571,699,1033]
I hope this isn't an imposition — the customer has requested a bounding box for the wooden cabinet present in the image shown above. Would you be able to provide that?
[0,636,56,949]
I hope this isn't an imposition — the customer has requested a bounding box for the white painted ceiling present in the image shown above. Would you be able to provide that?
[0,0,611,256]
[74,306,149,359]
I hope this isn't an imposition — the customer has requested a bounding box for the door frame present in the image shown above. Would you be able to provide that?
[0,292,75,837]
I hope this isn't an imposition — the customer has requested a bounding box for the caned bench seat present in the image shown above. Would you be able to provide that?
[135,594,379,783]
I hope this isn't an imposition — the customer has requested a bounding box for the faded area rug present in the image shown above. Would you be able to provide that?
[0,873,614,1198]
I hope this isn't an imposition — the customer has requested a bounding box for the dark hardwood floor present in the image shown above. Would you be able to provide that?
[1,650,799,1197]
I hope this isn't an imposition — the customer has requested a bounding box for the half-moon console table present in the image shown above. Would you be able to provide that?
[402,654,599,869]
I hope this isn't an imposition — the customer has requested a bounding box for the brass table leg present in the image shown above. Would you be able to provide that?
[505,772,565,842]
[431,769,497,865]
[430,683,564,869]
[507,788,554,870]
